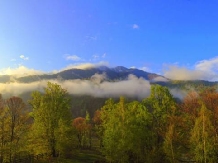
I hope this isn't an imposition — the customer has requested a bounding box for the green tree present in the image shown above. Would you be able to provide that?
[101,97,126,162]
[29,82,72,157]
[101,97,153,163]
[85,111,92,148]
[190,104,216,163]
[143,84,177,162]
[125,101,153,162]
[162,114,184,163]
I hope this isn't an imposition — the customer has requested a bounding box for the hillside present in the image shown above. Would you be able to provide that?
[0,66,164,83]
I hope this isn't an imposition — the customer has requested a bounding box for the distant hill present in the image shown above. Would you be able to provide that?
[0,66,165,83]
[0,66,218,92]
[1,66,218,117]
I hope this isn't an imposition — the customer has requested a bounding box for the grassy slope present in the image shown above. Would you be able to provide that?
[37,149,105,163]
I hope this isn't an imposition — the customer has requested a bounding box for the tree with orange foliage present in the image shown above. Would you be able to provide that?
[73,112,92,148]
[180,88,218,162]
[199,87,218,135]
[73,117,86,147]
[93,110,103,148]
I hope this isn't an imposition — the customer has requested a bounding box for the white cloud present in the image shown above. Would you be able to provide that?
[164,56,218,81]
[152,76,169,82]
[91,55,101,61]
[130,66,136,69]
[60,62,109,71]
[102,53,106,58]
[195,56,218,72]
[0,62,109,77]
[170,88,187,100]
[140,67,150,72]
[92,55,99,59]
[20,55,29,60]
[0,74,151,99]
[65,55,81,61]
[164,66,205,80]
[91,73,107,84]
[0,66,44,77]
[132,24,139,29]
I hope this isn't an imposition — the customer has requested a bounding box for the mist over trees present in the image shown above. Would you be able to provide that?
[0,82,218,162]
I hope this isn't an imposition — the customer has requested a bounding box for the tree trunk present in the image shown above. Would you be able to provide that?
[203,111,206,163]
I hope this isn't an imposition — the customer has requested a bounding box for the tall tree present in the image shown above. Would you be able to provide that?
[0,96,29,163]
[143,84,177,162]
[190,104,217,163]
[101,97,153,163]
[93,109,104,148]
[199,88,218,142]
[0,95,6,163]
[29,82,72,157]
[101,97,126,162]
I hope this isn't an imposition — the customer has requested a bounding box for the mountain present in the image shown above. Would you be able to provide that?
[1,66,218,93]
[1,66,218,118]
[0,66,165,83]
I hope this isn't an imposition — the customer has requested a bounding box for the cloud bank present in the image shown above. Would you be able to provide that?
[60,62,109,71]
[0,74,151,99]
[164,56,218,81]
[164,66,205,80]
[0,62,109,77]
[0,66,44,77]
[1,57,217,100]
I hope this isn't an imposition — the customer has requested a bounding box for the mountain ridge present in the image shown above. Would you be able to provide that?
[1,66,218,93]
[0,66,166,83]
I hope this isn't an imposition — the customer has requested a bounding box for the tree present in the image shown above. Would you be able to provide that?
[0,95,6,163]
[190,104,217,163]
[100,98,124,162]
[73,117,86,148]
[124,101,153,162]
[0,96,29,163]
[73,115,92,148]
[163,114,184,163]
[101,97,153,163]
[85,111,92,148]
[29,82,72,157]
[93,110,103,148]
[143,84,177,162]
[181,91,201,129]
[199,88,218,141]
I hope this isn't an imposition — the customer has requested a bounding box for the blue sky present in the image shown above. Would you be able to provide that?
[1,0,218,80]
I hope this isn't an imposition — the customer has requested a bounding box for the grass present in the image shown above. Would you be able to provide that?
[71,149,105,163]
[37,149,105,163]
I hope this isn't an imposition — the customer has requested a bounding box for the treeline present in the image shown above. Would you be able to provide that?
[0,82,74,162]
[0,82,218,162]
[91,85,218,163]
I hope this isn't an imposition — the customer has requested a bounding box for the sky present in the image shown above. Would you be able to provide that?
[1,0,218,81]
